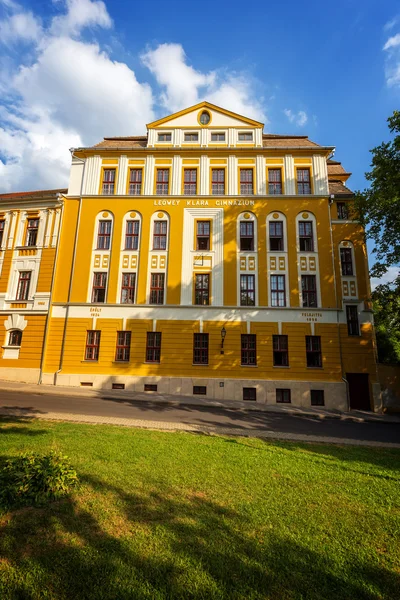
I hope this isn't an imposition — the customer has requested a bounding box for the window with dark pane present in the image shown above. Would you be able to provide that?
[311,390,325,406]
[9,330,22,346]
[269,221,284,251]
[301,275,317,307]
[97,220,112,249]
[102,169,115,195]
[346,305,359,336]
[297,168,311,194]
[299,221,314,251]
[156,169,169,195]
[211,169,225,195]
[184,169,197,195]
[121,273,136,304]
[268,169,282,194]
[271,275,286,307]
[273,335,289,366]
[92,272,107,303]
[196,221,210,250]
[276,389,291,403]
[16,271,31,300]
[337,202,348,220]
[26,218,39,247]
[306,336,322,367]
[150,273,164,304]
[241,334,256,366]
[240,169,253,195]
[115,331,131,362]
[240,221,254,251]
[340,247,353,276]
[193,333,209,365]
[125,220,139,250]
[146,332,161,362]
[129,169,142,195]
[243,387,256,401]
[85,330,101,361]
[195,274,209,305]
[153,220,167,249]
[240,274,255,306]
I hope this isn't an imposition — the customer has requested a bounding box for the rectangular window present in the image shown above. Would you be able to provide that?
[92,272,107,303]
[299,221,314,251]
[156,169,169,195]
[112,383,125,390]
[240,274,255,306]
[238,132,253,141]
[193,385,207,395]
[184,132,198,142]
[85,330,100,361]
[158,133,171,142]
[195,273,209,305]
[184,169,197,195]
[0,220,4,247]
[193,333,209,365]
[241,334,257,366]
[102,169,115,195]
[271,275,286,307]
[240,221,254,251]
[97,220,112,250]
[340,248,353,276]
[269,221,284,251]
[125,220,139,250]
[297,168,311,194]
[196,220,210,250]
[301,275,317,308]
[337,202,348,220]
[153,220,167,250]
[144,384,157,392]
[346,305,360,336]
[211,169,225,195]
[268,169,282,194]
[16,271,31,301]
[276,389,291,403]
[273,335,289,366]
[9,330,22,346]
[150,273,165,304]
[146,332,161,362]
[240,169,254,195]
[306,336,322,367]
[115,331,131,362]
[243,387,256,401]
[311,390,325,406]
[129,169,142,195]
[121,272,136,304]
[211,132,225,142]
[25,218,39,247]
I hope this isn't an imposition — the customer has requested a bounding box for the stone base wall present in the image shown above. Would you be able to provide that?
[0,367,40,384]
[41,372,348,411]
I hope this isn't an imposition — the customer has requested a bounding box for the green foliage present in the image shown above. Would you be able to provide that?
[372,275,400,364]
[0,450,78,510]
[353,110,400,278]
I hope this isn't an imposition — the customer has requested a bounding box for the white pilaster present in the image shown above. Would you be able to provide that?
[228,156,237,195]
[82,155,102,195]
[256,156,266,195]
[52,209,62,247]
[228,128,236,147]
[284,155,295,195]
[117,156,128,195]
[201,129,208,147]
[36,210,47,247]
[7,212,18,249]
[144,156,155,195]
[200,155,209,195]
[44,210,53,248]
[171,155,182,195]
[312,155,329,195]
[255,128,263,147]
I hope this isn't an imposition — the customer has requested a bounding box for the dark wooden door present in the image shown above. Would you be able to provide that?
[346,373,371,411]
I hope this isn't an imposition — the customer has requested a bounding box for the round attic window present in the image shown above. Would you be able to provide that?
[199,110,211,125]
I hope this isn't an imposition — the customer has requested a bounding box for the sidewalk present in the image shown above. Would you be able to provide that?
[0,378,399,424]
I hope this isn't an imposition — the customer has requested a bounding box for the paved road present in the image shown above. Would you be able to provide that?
[0,389,399,444]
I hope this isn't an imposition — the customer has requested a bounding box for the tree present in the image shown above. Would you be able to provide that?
[353,110,400,278]
[371,276,400,364]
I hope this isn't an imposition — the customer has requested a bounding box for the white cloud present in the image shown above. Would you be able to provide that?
[284,108,308,127]
[383,29,400,87]
[383,33,400,50]
[50,0,112,37]
[0,11,42,44]
[141,43,267,123]
[371,266,399,290]
[384,17,399,31]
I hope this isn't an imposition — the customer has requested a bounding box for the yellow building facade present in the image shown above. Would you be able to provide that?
[1,102,380,410]
[0,189,65,382]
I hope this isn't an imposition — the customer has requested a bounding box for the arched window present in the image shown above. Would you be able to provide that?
[9,330,22,346]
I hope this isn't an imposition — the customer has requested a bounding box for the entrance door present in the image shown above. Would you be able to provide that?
[346,373,371,411]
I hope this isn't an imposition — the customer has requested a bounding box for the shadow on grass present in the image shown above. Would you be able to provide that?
[0,471,398,600]
[0,413,48,437]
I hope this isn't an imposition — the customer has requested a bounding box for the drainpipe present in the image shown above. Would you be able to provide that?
[54,150,85,386]
[328,193,350,411]
[38,195,65,384]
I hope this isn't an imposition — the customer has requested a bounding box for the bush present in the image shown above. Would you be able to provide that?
[0,451,78,510]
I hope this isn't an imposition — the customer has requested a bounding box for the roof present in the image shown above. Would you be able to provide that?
[146,101,264,129]
[328,180,354,196]
[327,161,351,177]
[93,137,147,149]
[0,188,67,200]
[262,136,319,148]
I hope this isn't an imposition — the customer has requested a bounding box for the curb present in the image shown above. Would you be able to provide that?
[1,407,400,448]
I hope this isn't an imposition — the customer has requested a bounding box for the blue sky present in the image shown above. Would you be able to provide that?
[0,0,399,282]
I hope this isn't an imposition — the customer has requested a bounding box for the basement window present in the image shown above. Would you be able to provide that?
[144,384,158,392]
[80,382,93,387]
[243,387,256,401]
[112,383,125,390]
[193,385,207,395]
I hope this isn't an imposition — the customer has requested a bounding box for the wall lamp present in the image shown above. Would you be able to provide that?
[220,326,226,354]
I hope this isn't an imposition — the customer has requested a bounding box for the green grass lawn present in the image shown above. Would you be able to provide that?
[0,417,399,600]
